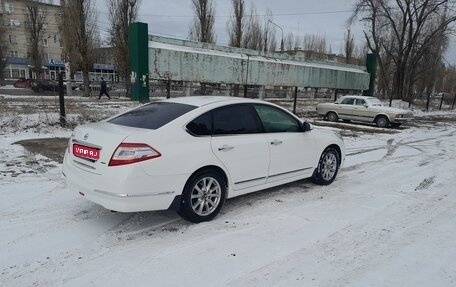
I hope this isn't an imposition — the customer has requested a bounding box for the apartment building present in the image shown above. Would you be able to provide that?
[0,0,64,80]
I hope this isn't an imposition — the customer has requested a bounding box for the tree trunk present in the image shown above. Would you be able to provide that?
[83,68,90,97]
[425,88,432,111]
[233,84,239,97]
[124,71,131,98]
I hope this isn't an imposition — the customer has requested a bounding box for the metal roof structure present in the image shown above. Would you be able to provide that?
[148,35,370,91]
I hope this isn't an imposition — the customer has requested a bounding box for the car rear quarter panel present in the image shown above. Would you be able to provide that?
[125,120,231,195]
[316,103,338,116]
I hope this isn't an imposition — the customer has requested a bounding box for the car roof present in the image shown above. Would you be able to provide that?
[340,95,376,100]
[163,96,263,107]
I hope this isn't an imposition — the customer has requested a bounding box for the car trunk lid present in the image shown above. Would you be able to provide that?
[69,122,147,175]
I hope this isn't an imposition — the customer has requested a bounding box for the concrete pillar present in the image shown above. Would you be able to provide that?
[313,88,318,99]
[129,22,149,101]
[223,85,230,97]
[259,86,265,99]
[185,82,193,97]
[286,87,292,99]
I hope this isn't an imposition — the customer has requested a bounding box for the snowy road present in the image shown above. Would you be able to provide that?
[1,116,456,286]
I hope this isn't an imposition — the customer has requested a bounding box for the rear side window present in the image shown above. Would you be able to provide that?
[187,112,211,136]
[212,105,261,135]
[340,98,355,105]
[108,102,196,129]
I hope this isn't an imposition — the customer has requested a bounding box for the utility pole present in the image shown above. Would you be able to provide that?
[293,87,298,114]
[58,73,66,127]
[268,20,284,52]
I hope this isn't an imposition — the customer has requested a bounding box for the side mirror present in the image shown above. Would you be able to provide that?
[364,104,369,108]
[303,121,313,132]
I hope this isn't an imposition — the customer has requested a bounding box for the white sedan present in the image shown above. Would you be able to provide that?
[316,95,413,128]
[63,96,344,222]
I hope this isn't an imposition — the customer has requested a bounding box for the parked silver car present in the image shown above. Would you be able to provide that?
[316,95,413,128]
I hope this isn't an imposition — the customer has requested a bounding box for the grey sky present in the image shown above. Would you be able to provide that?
[95,0,456,62]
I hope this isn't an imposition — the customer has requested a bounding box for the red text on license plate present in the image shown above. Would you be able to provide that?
[73,144,100,160]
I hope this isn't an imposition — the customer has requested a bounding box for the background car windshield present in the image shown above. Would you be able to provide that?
[254,105,301,132]
[367,98,383,106]
[108,102,196,129]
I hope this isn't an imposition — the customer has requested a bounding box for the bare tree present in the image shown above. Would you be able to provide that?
[190,0,216,94]
[268,30,277,52]
[25,0,45,79]
[0,13,7,83]
[283,32,295,51]
[61,0,97,97]
[415,16,449,110]
[243,5,263,51]
[108,0,141,98]
[302,34,327,54]
[226,0,245,97]
[351,0,456,105]
[262,9,276,52]
[227,0,245,48]
[344,29,355,63]
[190,0,216,43]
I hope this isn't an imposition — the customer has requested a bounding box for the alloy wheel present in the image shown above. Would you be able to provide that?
[190,177,222,216]
[321,153,337,181]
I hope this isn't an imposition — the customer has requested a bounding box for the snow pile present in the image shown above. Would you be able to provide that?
[0,85,16,90]
[0,113,84,134]
[0,110,455,286]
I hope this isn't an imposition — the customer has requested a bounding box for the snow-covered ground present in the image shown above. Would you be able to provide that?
[1,95,456,286]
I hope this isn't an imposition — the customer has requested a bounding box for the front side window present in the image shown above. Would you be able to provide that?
[340,98,355,105]
[355,99,366,106]
[212,104,261,135]
[109,102,196,130]
[254,104,301,133]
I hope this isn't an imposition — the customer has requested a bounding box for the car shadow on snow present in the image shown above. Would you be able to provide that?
[74,178,319,242]
[15,138,328,239]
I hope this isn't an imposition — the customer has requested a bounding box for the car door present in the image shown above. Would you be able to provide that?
[253,104,318,183]
[210,104,270,192]
[336,97,355,120]
[352,98,373,122]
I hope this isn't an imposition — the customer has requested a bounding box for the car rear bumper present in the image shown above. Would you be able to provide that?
[62,151,188,212]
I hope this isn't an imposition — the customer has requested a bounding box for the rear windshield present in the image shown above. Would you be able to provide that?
[108,102,197,129]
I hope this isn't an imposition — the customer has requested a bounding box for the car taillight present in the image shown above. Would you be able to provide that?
[108,143,161,166]
[67,134,73,153]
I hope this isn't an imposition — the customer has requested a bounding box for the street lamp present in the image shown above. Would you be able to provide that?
[268,20,284,52]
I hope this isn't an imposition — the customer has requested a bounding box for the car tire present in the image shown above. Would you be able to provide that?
[375,116,389,128]
[326,112,338,122]
[180,170,226,223]
[312,148,340,185]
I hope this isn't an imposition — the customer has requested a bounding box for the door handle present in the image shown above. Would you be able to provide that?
[270,140,283,146]
[218,145,234,151]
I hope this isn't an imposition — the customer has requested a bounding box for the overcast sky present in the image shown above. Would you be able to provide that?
[95,0,456,63]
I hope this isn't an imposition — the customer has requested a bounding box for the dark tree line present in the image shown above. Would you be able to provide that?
[351,0,456,108]
[108,0,141,98]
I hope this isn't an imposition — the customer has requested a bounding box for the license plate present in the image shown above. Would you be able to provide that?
[73,144,100,160]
